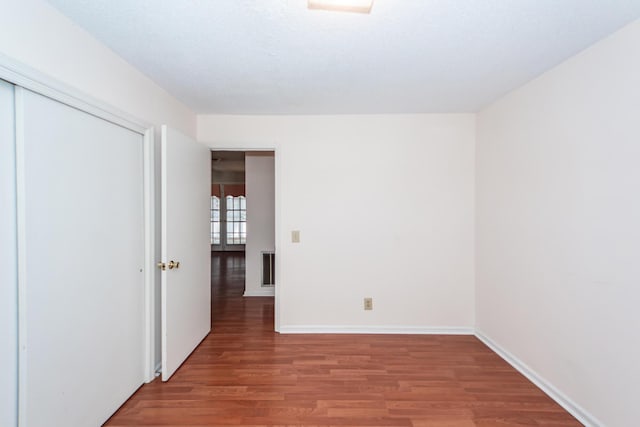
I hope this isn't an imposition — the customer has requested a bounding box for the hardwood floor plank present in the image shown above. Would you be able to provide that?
[104,252,580,426]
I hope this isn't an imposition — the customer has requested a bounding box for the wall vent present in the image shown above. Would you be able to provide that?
[262,252,275,286]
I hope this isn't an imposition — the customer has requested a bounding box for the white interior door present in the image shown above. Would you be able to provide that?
[17,88,146,426]
[161,125,211,381]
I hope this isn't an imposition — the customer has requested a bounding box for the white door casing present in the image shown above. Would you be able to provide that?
[0,79,18,427]
[16,88,146,426]
[161,125,211,381]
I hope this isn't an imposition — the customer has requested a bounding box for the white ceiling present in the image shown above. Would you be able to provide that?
[46,0,640,114]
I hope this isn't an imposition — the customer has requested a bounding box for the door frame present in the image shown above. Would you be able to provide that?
[0,76,18,427]
[0,54,157,403]
[205,147,281,332]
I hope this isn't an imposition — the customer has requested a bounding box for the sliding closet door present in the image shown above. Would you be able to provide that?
[0,80,17,427]
[17,89,146,427]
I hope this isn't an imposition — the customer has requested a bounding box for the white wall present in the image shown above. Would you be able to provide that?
[476,19,640,427]
[244,153,276,297]
[199,114,475,332]
[0,0,195,136]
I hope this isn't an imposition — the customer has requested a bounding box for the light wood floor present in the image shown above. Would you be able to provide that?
[105,252,580,426]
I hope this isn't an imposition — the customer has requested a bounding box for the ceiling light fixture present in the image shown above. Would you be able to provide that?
[307,0,374,14]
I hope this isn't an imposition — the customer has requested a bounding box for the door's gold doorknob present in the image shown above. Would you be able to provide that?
[157,262,166,271]
[168,260,180,269]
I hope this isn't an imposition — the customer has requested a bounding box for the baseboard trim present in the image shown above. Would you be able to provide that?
[278,325,474,335]
[475,330,601,427]
[243,289,275,297]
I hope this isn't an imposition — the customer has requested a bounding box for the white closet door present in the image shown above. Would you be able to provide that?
[17,89,146,427]
[0,80,18,427]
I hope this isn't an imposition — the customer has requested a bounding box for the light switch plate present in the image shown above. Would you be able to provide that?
[291,230,300,243]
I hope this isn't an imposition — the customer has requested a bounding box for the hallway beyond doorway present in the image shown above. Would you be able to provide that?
[211,251,246,297]
[211,251,275,332]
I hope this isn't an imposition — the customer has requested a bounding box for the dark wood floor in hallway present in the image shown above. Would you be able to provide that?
[105,252,580,426]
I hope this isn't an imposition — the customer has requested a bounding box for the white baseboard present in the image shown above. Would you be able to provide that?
[278,325,473,335]
[243,288,275,297]
[475,330,601,427]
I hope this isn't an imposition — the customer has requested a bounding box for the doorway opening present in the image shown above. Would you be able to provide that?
[210,150,275,331]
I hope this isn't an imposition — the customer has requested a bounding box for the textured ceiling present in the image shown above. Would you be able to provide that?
[46,0,640,114]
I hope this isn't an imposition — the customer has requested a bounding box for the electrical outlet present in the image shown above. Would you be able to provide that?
[364,297,373,311]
